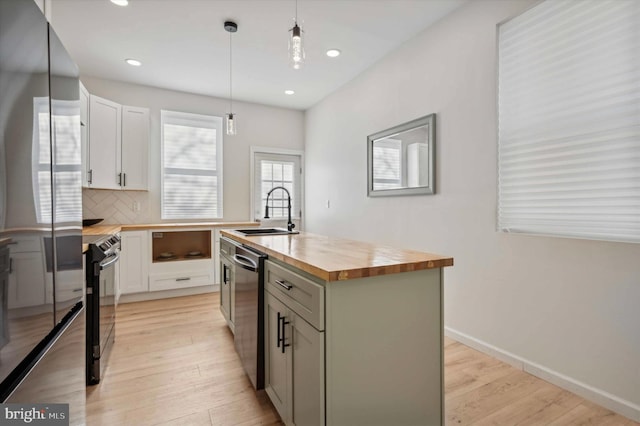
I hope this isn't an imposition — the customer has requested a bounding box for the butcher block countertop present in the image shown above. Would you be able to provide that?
[82,222,259,236]
[82,225,122,236]
[221,230,453,282]
[120,222,259,231]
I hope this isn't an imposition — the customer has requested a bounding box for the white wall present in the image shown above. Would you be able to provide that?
[305,0,640,418]
[81,76,304,223]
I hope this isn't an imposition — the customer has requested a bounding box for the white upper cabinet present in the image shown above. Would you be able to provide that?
[86,94,149,191]
[121,106,149,190]
[89,95,122,190]
[79,82,90,188]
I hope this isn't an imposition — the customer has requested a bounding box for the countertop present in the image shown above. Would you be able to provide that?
[82,221,259,236]
[82,225,122,236]
[120,222,259,231]
[81,222,259,253]
[221,230,453,282]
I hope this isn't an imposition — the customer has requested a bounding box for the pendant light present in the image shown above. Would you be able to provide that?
[288,0,305,70]
[224,21,237,135]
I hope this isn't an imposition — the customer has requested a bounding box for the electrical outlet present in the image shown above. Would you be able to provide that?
[132,201,141,212]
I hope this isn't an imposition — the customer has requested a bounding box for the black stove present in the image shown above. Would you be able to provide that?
[84,232,120,385]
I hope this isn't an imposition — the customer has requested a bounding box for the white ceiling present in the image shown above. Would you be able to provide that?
[50,0,467,110]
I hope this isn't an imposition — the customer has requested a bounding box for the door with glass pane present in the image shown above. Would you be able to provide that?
[253,152,302,223]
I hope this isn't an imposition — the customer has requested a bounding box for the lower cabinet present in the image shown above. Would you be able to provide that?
[262,257,444,425]
[120,229,217,296]
[8,252,46,308]
[119,231,149,294]
[265,291,324,426]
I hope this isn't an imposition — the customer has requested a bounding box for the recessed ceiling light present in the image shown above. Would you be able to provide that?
[326,49,341,58]
[110,0,128,6]
[284,90,295,95]
[125,58,142,66]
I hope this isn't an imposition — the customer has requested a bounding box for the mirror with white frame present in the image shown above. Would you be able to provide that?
[367,113,435,196]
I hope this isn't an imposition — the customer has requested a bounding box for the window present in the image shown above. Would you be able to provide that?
[497,0,640,243]
[372,138,402,190]
[251,149,303,221]
[32,97,82,224]
[161,110,223,220]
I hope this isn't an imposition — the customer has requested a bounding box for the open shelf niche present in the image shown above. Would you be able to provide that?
[151,230,211,263]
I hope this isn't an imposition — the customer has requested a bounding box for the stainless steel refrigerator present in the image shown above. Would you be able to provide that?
[0,1,86,423]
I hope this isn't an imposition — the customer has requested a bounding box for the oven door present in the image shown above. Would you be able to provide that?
[87,250,119,385]
[98,252,118,363]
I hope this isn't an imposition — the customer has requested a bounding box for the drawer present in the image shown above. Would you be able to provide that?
[265,260,324,330]
[149,271,214,292]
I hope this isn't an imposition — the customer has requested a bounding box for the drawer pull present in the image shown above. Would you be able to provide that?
[275,279,293,291]
[176,277,191,282]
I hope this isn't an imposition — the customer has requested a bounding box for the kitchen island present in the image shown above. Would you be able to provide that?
[221,229,453,426]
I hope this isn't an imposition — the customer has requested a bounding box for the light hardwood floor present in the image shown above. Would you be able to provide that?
[86,293,639,426]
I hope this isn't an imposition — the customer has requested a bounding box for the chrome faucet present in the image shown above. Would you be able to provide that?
[264,186,296,232]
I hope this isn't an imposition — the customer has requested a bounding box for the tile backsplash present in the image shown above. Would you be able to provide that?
[83,189,150,224]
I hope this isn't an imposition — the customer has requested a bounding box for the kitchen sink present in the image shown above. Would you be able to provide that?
[235,228,299,236]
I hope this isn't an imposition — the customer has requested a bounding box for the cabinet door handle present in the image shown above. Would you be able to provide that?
[88,169,93,184]
[117,172,122,186]
[277,312,282,348]
[123,173,126,187]
[275,279,293,291]
[175,277,191,282]
[281,315,291,354]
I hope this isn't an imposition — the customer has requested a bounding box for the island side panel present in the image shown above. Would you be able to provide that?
[325,268,443,426]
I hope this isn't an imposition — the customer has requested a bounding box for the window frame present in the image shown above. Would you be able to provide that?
[160,110,224,220]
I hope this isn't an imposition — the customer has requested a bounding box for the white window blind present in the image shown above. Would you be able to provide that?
[373,139,402,190]
[32,98,82,224]
[253,152,302,220]
[161,110,223,219]
[497,0,640,243]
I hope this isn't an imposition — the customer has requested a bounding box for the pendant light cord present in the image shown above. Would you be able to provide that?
[229,29,233,114]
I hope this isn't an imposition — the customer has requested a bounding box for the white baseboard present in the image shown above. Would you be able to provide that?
[444,327,640,423]
[119,284,219,304]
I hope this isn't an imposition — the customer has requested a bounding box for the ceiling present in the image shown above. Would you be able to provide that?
[50,0,467,110]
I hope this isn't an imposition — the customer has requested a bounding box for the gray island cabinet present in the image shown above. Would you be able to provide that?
[221,230,453,426]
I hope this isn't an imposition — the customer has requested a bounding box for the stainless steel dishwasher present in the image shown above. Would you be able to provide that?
[231,242,267,390]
